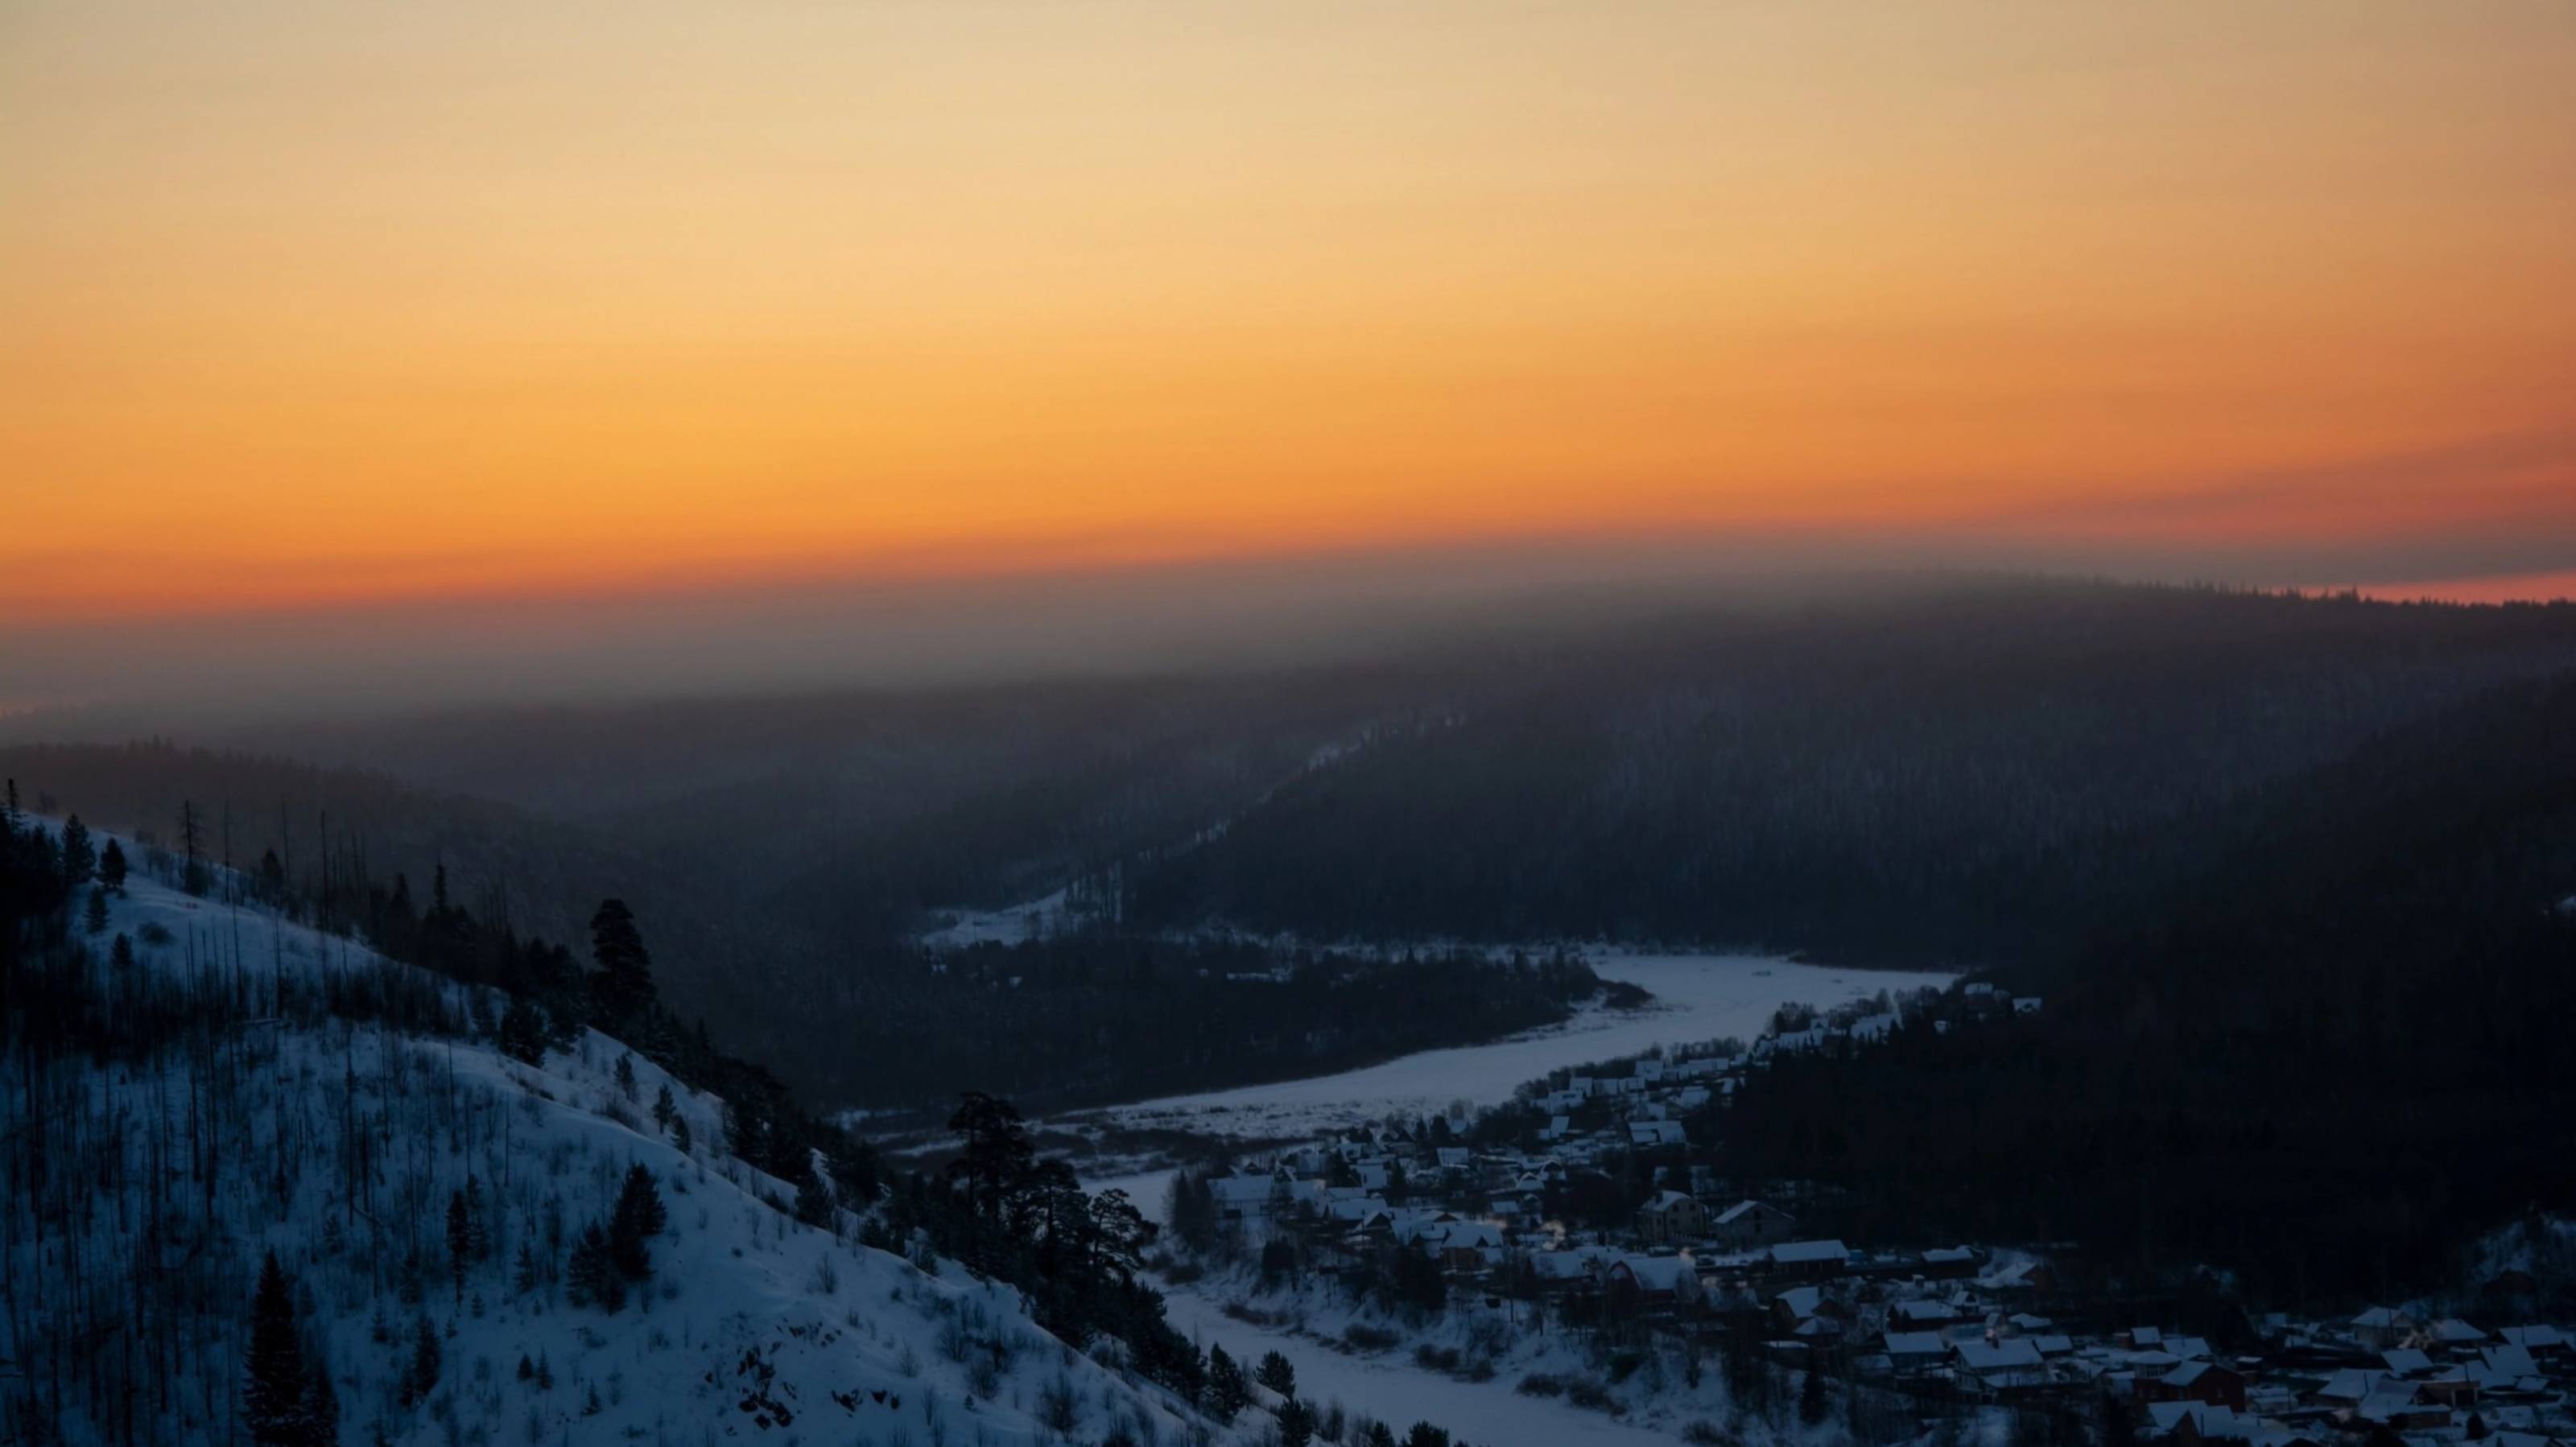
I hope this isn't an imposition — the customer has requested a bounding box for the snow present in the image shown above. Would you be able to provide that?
[918,885,1084,947]
[11,823,1229,1447]
[1067,954,1951,1445]
[1073,953,1951,1144]
[1158,1284,1699,1447]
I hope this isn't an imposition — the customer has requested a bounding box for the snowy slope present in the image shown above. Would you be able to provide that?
[4,830,1230,1446]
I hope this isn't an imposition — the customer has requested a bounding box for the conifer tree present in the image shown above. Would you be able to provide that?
[244,1251,310,1445]
[1206,1346,1249,1422]
[1800,1367,1828,1425]
[651,1082,677,1136]
[304,1341,341,1446]
[178,799,208,896]
[1277,1397,1316,1447]
[109,932,135,971]
[85,885,108,935]
[59,814,95,884]
[497,996,547,1065]
[1255,1350,1296,1399]
[99,837,128,893]
[402,1316,442,1407]
[446,1189,473,1298]
[567,1222,623,1311]
[587,899,658,1029]
[609,1163,667,1280]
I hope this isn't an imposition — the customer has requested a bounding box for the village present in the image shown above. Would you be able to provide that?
[1163,982,2576,1447]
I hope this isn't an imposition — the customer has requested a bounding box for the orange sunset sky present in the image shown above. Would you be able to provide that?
[5,0,2574,628]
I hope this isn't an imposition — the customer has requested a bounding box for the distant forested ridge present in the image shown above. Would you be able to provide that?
[1715,670,2576,1302]
[1120,583,2576,964]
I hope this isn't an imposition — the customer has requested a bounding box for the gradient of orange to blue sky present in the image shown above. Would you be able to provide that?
[6,0,2574,629]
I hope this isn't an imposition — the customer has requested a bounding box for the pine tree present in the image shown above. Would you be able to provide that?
[566,1222,624,1311]
[512,1241,540,1295]
[179,799,208,897]
[1206,1346,1249,1422]
[1402,1424,1452,1447]
[304,1341,341,1447]
[497,996,547,1065]
[109,932,135,970]
[1255,1350,1296,1399]
[84,885,108,935]
[613,1053,638,1102]
[587,899,658,1029]
[1277,1397,1316,1447]
[609,1163,666,1280]
[99,837,128,893]
[651,1083,677,1136]
[59,814,95,884]
[402,1316,442,1407]
[446,1190,473,1298]
[671,1114,692,1155]
[517,1354,535,1383]
[244,1251,311,1445]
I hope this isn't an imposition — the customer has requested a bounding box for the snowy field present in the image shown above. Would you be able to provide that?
[1073,953,1954,1146]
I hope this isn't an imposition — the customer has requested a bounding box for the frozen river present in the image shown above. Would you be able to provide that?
[1075,951,1953,1145]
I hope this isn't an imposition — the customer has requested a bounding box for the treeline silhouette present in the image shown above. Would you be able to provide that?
[1715,670,2576,1305]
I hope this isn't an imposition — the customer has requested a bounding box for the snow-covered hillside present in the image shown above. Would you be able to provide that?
[2,828,1226,1446]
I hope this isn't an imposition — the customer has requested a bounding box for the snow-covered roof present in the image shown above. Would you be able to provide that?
[1956,1339,2044,1371]
[2381,1348,2433,1375]
[1617,1254,1698,1292]
[1769,1239,1848,1264]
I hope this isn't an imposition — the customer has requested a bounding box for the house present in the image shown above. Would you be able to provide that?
[1773,1284,1828,1331]
[1208,1173,1278,1222]
[1606,1254,1701,1315]
[2495,1325,2567,1357]
[2425,1318,2488,1348]
[1955,1338,2049,1393]
[2144,1403,2252,1442]
[1637,1190,1705,1244]
[1432,1221,1507,1272]
[1889,1297,1968,1330]
[2013,997,2043,1014]
[1883,1332,1951,1375]
[1766,1239,1850,1280]
[2351,1306,2414,1350]
[1628,1120,1687,1148]
[2138,1361,2248,1412]
[2354,1391,2450,1430]
[1711,1198,1798,1249]
[1921,1245,1981,1279]
[1530,1247,1613,1297]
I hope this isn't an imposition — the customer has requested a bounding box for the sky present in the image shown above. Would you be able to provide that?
[4,1,2574,707]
